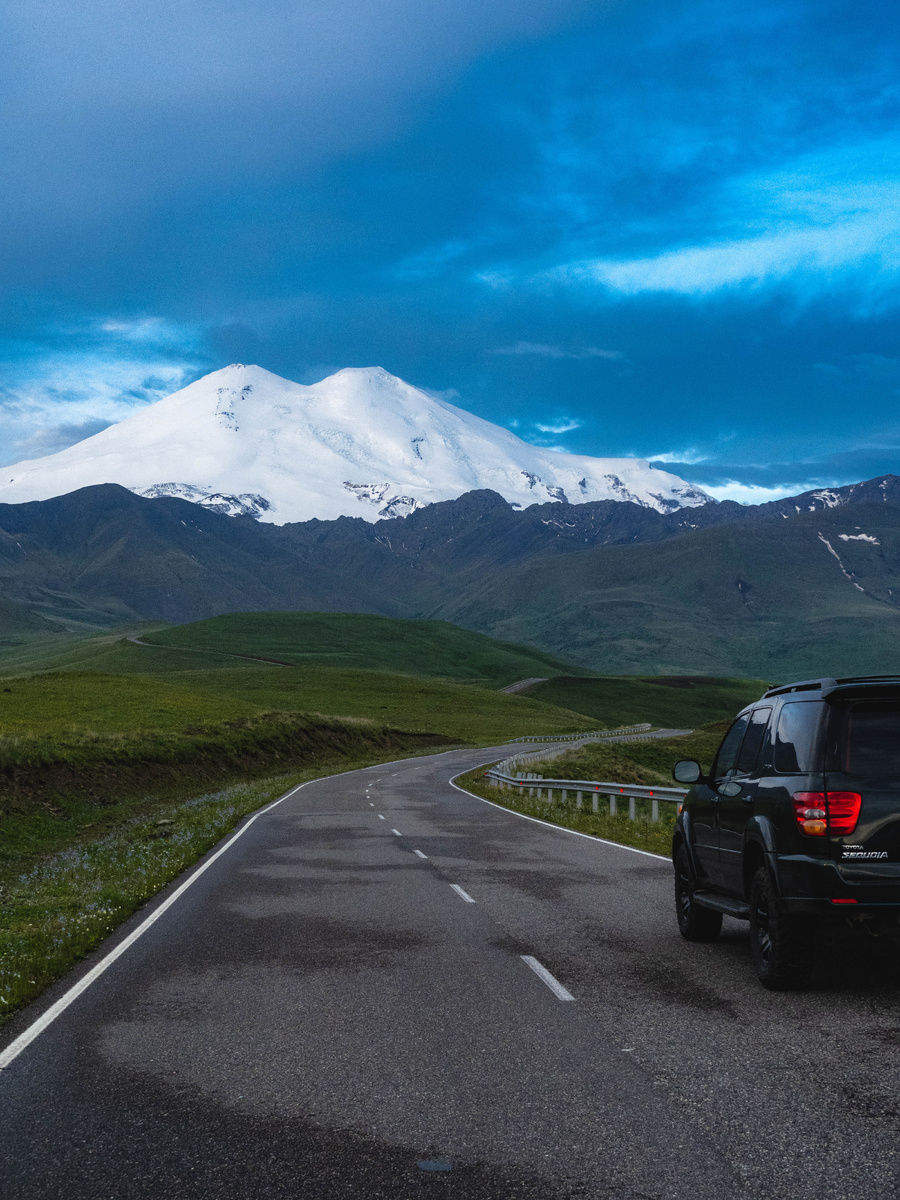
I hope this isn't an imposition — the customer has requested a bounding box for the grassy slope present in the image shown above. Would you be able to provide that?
[526,675,768,729]
[144,611,586,685]
[441,504,900,677]
[531,727,727,786]
[455,728,725,857]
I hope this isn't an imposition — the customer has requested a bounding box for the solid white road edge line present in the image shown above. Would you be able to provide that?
[448,775,668,861]
[521,955,576,1002]
[0,745,540,1074]
[450,883,476,903]
[413,849,428,859]
[0,779,309,1074]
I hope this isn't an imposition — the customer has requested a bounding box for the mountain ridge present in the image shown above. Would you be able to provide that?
[1,476,900,676]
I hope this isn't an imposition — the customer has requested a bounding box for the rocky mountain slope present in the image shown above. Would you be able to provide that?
[2,477,900,677]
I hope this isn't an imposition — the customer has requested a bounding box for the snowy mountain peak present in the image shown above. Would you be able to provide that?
[0,365,712,523]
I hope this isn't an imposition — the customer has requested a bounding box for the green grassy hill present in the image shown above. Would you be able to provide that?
[525,675,770,728]
[142,611,585,686]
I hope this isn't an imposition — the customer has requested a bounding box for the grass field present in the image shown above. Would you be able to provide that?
[143,611,585,685]
[525,675,768,729]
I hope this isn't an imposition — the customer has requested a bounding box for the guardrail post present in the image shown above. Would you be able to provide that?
[609,794,617,816]
[629,797,636,821]
[651,799,659,821]
[561,788,567,805]
[588,791,596,813]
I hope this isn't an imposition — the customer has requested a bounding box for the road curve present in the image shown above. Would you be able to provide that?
[3,746,900,1199]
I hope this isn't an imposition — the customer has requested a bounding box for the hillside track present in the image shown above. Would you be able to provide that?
[3,748,900,1198]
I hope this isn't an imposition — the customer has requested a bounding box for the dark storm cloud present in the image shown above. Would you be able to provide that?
[2,0,900,499]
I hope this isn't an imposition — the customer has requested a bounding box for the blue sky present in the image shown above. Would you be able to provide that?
[2,0,899,501]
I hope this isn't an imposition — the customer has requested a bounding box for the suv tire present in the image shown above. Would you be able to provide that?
[674,845,723,942]
[749,866,815,990]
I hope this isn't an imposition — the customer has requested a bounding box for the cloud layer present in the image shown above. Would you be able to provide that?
[2,0,900,498]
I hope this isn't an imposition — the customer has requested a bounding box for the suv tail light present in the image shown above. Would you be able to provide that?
[792,791,862,836]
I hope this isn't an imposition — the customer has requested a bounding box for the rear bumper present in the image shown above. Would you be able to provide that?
[780,897,900,917]
[777,854,900,913]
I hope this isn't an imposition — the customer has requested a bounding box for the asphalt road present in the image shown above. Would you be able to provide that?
[3,745,900,1199]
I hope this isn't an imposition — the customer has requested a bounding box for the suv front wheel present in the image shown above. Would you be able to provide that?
[749,866,815,990]
[674,845,722,942]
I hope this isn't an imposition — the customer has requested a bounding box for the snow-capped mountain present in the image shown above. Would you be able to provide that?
[0,364,711,523]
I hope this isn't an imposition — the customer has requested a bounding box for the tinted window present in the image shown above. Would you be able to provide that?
[713,714,751,778]
[830,701,900,777]
[773,702,823,773]
[735,707,772,773]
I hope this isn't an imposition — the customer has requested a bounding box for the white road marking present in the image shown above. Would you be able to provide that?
[0,746,546,1074]
[448,775,667,861]
[369,803,374,807]
[391,828,402,836]
[449,883,476,903]
[521,955,575,1002]
[378,814,385,820]
[0,780,308,1073]
[413,849,428,859]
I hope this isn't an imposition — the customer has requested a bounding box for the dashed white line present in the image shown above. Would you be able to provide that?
[391,828,402,836]
[378,814,385,820]
[449,883,476,903]
[521,955,575,1002]
[413,849,428,859]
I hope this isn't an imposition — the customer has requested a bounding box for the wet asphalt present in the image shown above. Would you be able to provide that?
[3,745,900,1199]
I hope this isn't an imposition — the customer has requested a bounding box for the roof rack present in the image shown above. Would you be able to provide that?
[833,675,900,684]
[762,678,835,698]
[762,675,900,699]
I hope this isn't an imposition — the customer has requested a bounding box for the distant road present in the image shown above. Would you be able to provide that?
[2,745,899,1198]
[126,634,292,667]
[500,676,548,693]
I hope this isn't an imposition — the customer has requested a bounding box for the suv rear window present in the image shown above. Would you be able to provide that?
[828,701,900,777]
[773,701,823,773]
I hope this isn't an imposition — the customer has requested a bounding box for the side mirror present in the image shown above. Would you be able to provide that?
[673,759,702,784]
[717,781,743,798]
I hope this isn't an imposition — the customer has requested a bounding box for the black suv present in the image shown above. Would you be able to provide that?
[672,675,900,989]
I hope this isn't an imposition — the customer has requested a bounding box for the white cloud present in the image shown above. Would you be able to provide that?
[0,348,200,463]
[534,418,583,433]
[493,341,625,360]
[547,143,900,301]
[701,481,816,505]
[647,447,710,465]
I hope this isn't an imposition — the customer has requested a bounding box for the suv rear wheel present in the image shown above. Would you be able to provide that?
[674,845,722,942]
[749,866,815,990]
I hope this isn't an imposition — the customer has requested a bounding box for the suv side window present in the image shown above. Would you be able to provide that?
[712,713,751,778]
[773,701,823,773]
[734,707,772,774]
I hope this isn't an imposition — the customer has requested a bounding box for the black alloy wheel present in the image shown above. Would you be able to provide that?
[674,845,722,942]
[749,866,815,990]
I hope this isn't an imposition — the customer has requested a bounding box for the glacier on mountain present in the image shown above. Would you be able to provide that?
[0,364,712,523]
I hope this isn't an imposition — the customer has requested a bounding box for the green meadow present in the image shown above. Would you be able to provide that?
[0,610,757,1023]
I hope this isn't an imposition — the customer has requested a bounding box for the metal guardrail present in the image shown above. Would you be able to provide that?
[484,767,687,822]
[494,728,659,780]
[506,723,651,744]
